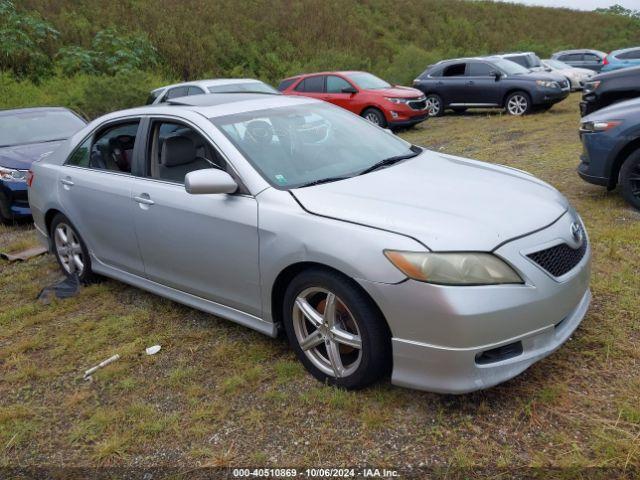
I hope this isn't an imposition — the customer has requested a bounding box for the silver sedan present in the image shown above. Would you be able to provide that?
[28,93,591,393]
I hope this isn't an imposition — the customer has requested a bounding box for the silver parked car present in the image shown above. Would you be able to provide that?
[146,78,279,104]
[28,93,591,393]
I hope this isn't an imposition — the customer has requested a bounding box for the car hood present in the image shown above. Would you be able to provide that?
[291,151,568,251]
[370,86,424,99]
[517,71,567,83]
[583,96,640,120]
[0,140,64,170]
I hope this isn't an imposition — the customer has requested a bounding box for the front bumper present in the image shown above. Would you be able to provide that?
[0,180,31,220]
[388,112,429,128]
[358,211,591,393]
[531,88,570,105]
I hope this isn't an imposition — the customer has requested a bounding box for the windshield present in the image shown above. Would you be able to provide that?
[211,103,415,189]
[489,58,529,75]
[544,59,569,69]
[208,82,278,94]
[529,54,542,68]
[0,110,85,148]
[344,72,391,90]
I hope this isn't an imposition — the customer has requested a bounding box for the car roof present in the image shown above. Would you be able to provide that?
[611,46,640,55]
[0,106,76,117]
[494,52,535,57]
[552,49,607,56]
[281,71,369,81]
[95,93,321,123]
[151,78,268,94]
[431,57,493,65]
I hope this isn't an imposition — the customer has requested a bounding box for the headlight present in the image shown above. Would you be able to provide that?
[536,80,558,89]
[0,166,28,182]
[385,97,410,104]
[384,251,523,285]
[584,80,601,93]
[580,120,622,132]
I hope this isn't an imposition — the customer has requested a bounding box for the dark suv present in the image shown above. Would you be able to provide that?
[580,66,640,116]
[579,97,640,209]
[413,57,570,116]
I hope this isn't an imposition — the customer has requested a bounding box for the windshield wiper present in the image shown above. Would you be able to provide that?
[296,175,354,188]
[358,145,422,176]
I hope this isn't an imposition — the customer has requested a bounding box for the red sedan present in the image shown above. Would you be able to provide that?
[278,71,428,129]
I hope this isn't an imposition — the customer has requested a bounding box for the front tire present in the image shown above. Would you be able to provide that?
[425,94,444,117]
[505,91,532,116]
[620,149,640,210]
[282,269,391,389]
[361,108,387,128]
[50,213,98,283]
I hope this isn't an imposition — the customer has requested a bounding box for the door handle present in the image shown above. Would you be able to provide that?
[133,194,155,206]
[60,178,74,187]
[466,81,475,86]
[436,81,444,86]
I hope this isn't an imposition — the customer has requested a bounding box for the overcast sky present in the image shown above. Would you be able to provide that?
[502,0,638,11]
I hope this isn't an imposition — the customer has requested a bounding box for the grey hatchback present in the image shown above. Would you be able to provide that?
[28,93,591,393]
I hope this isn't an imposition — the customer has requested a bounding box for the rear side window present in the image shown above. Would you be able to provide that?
[505,55,528,68]
[560,53,583,62]
[295,76,325,93]
[187,86,204,96]
[467,62,493,76]
[278,78,296,91]
[618,49,640,60]
[442,63,466,77]
[583,53,601,62]
[67,122,139,174]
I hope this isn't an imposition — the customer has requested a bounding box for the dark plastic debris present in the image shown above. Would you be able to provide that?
[37,275,80,304]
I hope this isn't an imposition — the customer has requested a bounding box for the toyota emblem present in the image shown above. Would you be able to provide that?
[570,222,583,246]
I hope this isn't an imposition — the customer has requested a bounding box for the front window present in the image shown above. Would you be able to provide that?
[211,103,416,189]
[489,58,529,75]
[344,72,391,90]
[208,82,278,94]
[0,109,85,148]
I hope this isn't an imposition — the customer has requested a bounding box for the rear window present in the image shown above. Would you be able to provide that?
[278,78,296,91]
[146,90,163,105]
[208,82,278,94]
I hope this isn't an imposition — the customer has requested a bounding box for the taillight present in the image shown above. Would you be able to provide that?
[603,56,609,65]
[26,170,34,187]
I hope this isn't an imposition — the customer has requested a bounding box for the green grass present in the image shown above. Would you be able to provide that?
[0,94,638,470]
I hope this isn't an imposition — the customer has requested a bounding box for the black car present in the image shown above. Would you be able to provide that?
[580,66,640,116]
[413,57,570,117]
[579,97,640,209]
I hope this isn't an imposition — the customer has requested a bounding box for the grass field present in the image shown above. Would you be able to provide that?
[0,94,638,474]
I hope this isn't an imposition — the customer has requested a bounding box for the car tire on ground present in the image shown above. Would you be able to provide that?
[425,94,444,117]
[620,149,640,210]
[50,213,98,284]
[282,268,391,390]
[505,91,532,116]
[361,108,387,128]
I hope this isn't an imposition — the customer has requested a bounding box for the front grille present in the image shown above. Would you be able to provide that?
[408,99,427,110]
[527,229,587,277]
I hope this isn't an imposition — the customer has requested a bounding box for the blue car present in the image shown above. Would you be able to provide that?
[579,97,640,210]
[601,47,640,73]
[0,107,86,222]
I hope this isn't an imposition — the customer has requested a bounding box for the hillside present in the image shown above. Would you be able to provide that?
[18,0,640,84]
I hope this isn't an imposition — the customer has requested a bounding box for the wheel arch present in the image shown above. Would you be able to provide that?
[270,261,391,338]
[502,88,531,107]
[44,208,64,235]
[608,137,640,189]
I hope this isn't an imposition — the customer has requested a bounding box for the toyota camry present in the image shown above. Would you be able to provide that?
[28,93,591,393]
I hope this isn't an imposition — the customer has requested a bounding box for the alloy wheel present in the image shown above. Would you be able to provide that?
[54,223,84,275]
[292,287,362,378]
[425,96,441,116]
[507,95,528,115]
[364,112,381,125]
[628,162,640,199]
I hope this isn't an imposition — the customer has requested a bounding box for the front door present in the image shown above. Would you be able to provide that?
[462,62,501,105]
[130,119,261,316]
[59,120,145,275]
[323,75,358,112]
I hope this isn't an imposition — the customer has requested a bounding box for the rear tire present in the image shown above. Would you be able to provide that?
[50,213,98,284]
[361,108,387,128]
[425,94,444,117]
[620,149,640,210]
[505,91,532,116]
[282,268,391,390]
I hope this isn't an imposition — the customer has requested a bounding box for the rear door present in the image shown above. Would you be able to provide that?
[59,119,145,275]
[582,53,604,72]
[291,75,326,101]
[463,61,501,105]
[129,117,261,316]
[440,62,470,105]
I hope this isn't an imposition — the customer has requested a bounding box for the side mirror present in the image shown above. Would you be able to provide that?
[185,168,237,195]
[490,71,502,81]
[341,86,357,94]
